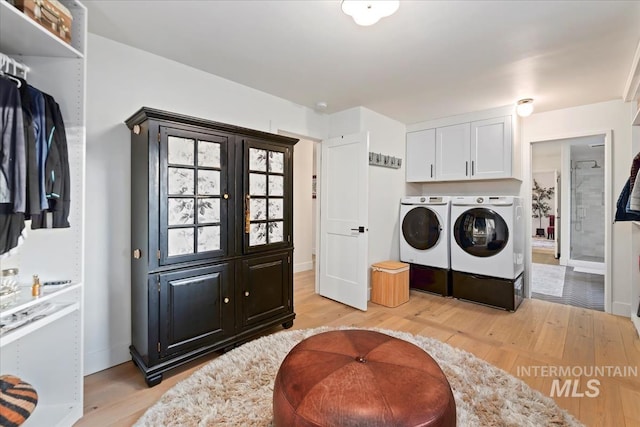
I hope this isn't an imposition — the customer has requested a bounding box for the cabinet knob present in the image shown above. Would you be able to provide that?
[224,297,230,304]
[244,291,249,297]
[133,249,141,259]
[223,193,229,199]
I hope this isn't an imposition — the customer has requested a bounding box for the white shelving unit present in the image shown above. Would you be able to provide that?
[0,1,86,425]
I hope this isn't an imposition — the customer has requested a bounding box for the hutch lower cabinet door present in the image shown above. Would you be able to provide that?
[126,108,297,386]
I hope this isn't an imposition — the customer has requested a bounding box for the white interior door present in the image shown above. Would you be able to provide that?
[318,132,369,311]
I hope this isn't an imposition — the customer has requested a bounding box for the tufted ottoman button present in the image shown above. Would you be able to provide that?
[273,329,456,426]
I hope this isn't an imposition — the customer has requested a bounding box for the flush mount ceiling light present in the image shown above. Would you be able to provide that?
[341,0,400,26]
[516,98,534,117]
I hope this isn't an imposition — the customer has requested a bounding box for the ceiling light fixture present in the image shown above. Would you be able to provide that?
[516,98,534,117]
[341,0,400,26]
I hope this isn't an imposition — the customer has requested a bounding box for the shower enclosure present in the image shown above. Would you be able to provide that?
[569,146,605,267]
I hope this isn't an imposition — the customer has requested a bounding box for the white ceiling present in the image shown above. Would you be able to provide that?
[84,0,640,125]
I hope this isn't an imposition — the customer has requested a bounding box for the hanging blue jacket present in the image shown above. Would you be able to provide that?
[615,179,640,221]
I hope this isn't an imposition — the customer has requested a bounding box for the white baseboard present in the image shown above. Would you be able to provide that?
[294,261,314,273]
[84,343,130,375]
[612,301,630,317]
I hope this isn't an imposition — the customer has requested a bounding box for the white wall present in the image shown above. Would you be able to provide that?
[85,34,327,374]
[522,99,634,316]
[292,138,315,272]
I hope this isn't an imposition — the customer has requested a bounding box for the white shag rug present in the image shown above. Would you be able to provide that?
[531,263,566,297]
[532,237,556,250]
[134,327,583,427]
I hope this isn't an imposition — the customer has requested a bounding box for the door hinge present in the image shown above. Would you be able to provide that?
[157,342,161,352]
[157,132,161,142]
[288,256,291,264]
[157,250,161,260]
[288,234,291,243]
[157,276,160,292]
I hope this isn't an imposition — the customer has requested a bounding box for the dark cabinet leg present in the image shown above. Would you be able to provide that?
[282,320,294,329]
[145,373,163,387]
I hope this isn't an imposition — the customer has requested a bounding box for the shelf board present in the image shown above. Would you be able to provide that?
[0,302,79,347]
[634,221,640,227]
[23,402,82,427]
[634,108,640,126]
[0,1,83,58]
[0,282,81,317]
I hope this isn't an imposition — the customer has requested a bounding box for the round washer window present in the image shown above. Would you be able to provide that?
[453,208,508,257]
[402,207,441,250]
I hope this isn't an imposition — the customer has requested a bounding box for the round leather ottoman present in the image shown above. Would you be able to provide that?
[273,330,456,426]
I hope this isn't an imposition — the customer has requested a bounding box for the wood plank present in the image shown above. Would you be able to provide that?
[75,270,640,427]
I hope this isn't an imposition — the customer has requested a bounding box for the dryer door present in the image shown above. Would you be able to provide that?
[402,207,441,250]
[453,208,508,257]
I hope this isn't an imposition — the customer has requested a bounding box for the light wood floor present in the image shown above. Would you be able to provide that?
[76,270,640,427]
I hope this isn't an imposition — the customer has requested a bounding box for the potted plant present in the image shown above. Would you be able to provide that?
[532,179,554,237]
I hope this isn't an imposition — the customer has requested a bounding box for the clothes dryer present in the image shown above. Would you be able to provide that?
[449,196,524,310]
[400,196,451,296]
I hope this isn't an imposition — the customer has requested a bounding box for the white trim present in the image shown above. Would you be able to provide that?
[623,39,640,102]
[294,261,314,273]
[612,301,631,317]
[84,342,130,375]
[525,129,612,314]
[407,105,515,132]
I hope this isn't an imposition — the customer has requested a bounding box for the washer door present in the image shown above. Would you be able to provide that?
[453,208,508,257]
[402,207,441,250]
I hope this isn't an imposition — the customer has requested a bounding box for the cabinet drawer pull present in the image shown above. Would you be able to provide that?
[223,193,229,199]
[430,164,433,178]
[465,161,469,176]
[472,160,475,176]
[244,291,250,297]
[224,297,230,304]
[245,195,251,233]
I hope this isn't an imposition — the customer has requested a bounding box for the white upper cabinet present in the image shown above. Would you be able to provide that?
[406,129,436,182]
[406,107,519,182]
[471,116,512,179]
[436,122,471,181]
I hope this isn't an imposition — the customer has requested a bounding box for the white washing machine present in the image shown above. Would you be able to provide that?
[449,196,524,310]
[400,196,450,269]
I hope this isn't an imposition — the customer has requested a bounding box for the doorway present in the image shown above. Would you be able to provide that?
[529,135,607,311]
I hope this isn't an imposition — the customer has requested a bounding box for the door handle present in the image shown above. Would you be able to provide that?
[350,226,366,233]
[465,161,469,176]
[430,164,433,178]
[471,160,475,176]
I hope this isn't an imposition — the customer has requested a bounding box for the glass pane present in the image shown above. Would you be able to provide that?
[250,173,267,196]
[197,226,220,252]
[168,198,194,225]
[198,141,220,168]
[168,136,195,165]
[268,221,284,243]
[269,175,284,196]
[268,199,283,220]
[401,207,440,250]
[269,151,284,173]
[251,198,267,220]
[168,228,194,256]
[197,170,220,195]
[197,198,220,223]
[249,148,267,172]
[168,167,194,195]
[453,208,508,257]
[249,223,267,246]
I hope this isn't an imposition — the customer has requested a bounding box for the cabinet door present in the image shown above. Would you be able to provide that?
[158,263,233,358]
[436,123,471,181]
[406,129,436,182]
[159,127,233,266]
[470,116,512,179]
[238,252,291,330]
[242,139,292,253]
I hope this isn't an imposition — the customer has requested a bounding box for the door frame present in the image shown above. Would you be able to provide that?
[525,130,612,313]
